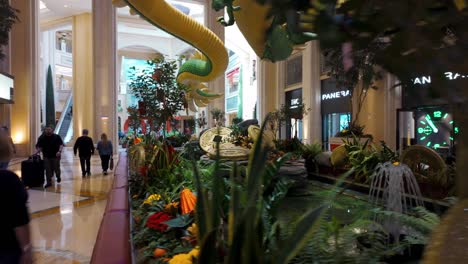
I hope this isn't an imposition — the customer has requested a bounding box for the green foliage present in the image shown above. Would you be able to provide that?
[285,193,440,264]
[210,107,225,126]
[261,0,468,88]
[0,1,19,59]
[301,142,323,160]
[129,56,187,133]
[275,137,304,156]
[45,65,56,128]
[344,137,398,183]
[191,114,359,264]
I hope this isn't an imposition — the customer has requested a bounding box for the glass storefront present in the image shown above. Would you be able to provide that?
[322,112,351,150]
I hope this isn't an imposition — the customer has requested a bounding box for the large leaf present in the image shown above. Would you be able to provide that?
[163,214,193,228]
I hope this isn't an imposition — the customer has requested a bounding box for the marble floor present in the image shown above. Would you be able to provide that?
[8,147,118,264]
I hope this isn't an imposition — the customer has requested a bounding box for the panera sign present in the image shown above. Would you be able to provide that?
[321,78,351,114]
[321,90,350,101]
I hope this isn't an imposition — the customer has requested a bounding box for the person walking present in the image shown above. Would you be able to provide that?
[0,127,15,170]
[35,126,64,188]
[0,170,32,264]
[96,133,113,175]
[73,129,95,177]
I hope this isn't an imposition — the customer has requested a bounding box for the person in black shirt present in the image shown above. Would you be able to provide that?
[73,129,95,177]
[0,170,32,264]
[35,126,64,188]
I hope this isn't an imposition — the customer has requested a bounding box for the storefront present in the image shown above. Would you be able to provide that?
[284,88,303,139]
[0,72,14,104]
[397,73,460,156]
[321,77,351,150]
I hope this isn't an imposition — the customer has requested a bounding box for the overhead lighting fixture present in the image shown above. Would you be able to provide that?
[39,1,47,10]
[64,4,70,8]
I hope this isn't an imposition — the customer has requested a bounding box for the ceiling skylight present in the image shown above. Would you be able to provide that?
[39,1,47,10]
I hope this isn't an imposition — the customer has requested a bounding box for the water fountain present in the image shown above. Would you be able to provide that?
[369,162,424,242]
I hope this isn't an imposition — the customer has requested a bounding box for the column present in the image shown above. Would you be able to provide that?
[383,73,401,149]
[10,0,39,155]
[93,1,117,150]
[257,60,278,124]
[302,41,322,144]
[205,7,225,127]
[73,14,94,140]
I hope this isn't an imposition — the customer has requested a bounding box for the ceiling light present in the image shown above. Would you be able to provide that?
[39,1,46,10]
[64,4,69,8]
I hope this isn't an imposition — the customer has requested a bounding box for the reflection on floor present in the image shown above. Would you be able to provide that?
[8,147,118,264]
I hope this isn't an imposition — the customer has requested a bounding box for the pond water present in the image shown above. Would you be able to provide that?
[276,180,423,264]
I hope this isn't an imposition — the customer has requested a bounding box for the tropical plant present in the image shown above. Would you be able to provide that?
[302,142,323,174]
[302,142,323,160]
[210,107,225,127]
[191,114,355,264]
[45,65,56,127]
[343,137,398,183]
[291,205,439,264]
[128,56,187,135]
[0,0,19,59]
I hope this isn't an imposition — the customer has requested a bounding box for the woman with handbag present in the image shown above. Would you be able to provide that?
[96,133,113,175]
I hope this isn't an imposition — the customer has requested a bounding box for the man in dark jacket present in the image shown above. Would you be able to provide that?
[73,129,95,177]
[36,126,64,188]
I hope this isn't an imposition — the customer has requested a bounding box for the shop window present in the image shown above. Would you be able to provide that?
[322,112,351,150]
[320,52,331,75]
[286,55,302,86]
[226,96,238,112]
[285,88,303,140]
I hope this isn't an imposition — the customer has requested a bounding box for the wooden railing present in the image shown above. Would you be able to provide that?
[91,152,132,264]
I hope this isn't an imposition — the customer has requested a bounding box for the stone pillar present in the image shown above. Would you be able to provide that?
[10,0,39,155]
[302,41,322,144]
[73,13,94,140]
[93,1,117,150]
[383,73,401,149]
[205,7,225,127]
[257,60,278,124]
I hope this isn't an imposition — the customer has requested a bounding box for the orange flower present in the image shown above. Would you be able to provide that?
[134,137,142,144]
[153,248,167,258]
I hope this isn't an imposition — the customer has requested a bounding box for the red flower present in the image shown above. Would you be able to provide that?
[146,212,173,232]
[139,166,148,177]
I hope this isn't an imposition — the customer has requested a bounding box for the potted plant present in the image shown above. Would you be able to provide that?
[210,107,225,127]
[301,142,322,176]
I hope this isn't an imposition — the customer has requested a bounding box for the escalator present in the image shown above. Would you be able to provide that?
[54,95,73,143]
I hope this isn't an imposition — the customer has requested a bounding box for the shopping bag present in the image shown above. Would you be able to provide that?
[110,158,114,170]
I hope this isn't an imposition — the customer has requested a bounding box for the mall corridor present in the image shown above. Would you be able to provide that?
[8,147,118,264]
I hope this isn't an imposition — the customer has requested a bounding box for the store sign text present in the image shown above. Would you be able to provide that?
[413,72,468,85]
[322,90,350,101]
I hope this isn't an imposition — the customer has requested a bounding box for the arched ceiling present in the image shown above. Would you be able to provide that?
[40,0,205,54]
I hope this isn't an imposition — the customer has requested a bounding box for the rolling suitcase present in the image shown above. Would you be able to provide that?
[21,155,45,187]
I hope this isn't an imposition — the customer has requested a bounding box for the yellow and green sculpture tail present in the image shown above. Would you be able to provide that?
[113,0,227,110]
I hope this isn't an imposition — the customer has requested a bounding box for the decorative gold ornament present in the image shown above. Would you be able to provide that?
[199,127,250,160]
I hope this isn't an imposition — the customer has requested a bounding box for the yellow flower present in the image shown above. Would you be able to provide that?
[168,248,199,264]
[393,161,400,166]
[164,202,179,212]
[142,194,161,205]
[186,223,198,239]
[341,129,349,133]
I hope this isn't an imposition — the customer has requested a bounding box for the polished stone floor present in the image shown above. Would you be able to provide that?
[8,147,118,264]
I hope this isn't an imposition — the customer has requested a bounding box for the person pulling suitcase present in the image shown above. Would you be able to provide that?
[35,126,64,188]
